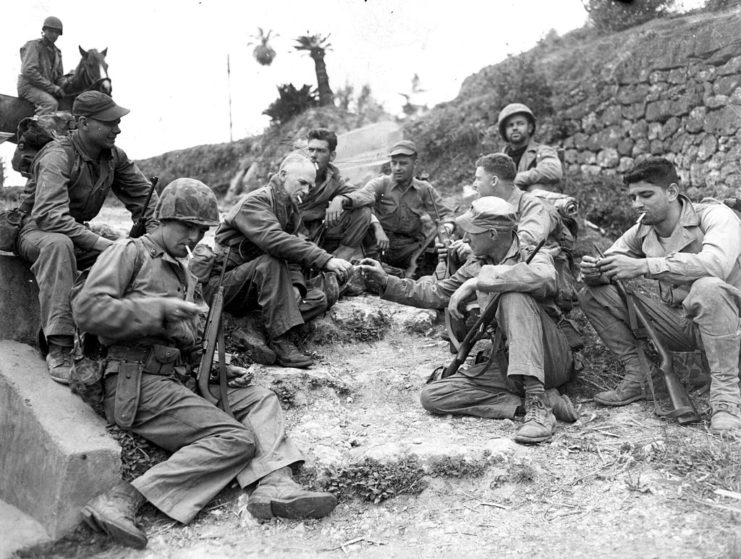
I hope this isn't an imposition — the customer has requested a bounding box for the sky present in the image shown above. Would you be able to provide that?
[1,0,592,185]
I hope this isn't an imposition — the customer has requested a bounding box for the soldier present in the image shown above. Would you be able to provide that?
[300,128,372,261]
[17,91,158,383]
[199,151,353,368]
[18,16,67,115]
[71,179,337,550]
[348,140,454,271]
[358,197,576,444]
[497,103,562,192]
[579,157,741,435]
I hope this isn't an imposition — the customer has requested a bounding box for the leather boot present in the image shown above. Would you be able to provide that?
[703,331,741,435]
[46,343,73,384]
[543,388,578,423]
[593,348,665,406]
[247,467,337,520]
[81,481,147,549]
[268,333,313,368]
[514,395,556,444]
[233,315,276,365]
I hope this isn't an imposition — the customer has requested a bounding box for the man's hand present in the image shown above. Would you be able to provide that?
[325,197,345,227]
[448,278,478,320]
[579,255,602,281]
[357,258,388,293]
[161,299,201,323]
[226,364,254,388]
[326,257,353,282]
[52,85,65,98]
[589,254,648,281]
[374,224,390,252]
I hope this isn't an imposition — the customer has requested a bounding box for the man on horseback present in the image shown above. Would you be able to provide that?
[18,16,67,115]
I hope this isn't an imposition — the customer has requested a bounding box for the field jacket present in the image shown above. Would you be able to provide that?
[299,163,358,223]
[19,133,158,252]
[214,175,333,276]
[18,37,65,93]
[348,175,454,238]
[505,139,562,192]
[601,196,741,307]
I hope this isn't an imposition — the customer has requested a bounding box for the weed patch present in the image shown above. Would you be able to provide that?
[429,454,490,479]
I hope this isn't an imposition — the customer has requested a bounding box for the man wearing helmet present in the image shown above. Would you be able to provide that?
[18,16,68,114]
[16,91,158,384]
[71,179,338,550]
[497,103,563,192]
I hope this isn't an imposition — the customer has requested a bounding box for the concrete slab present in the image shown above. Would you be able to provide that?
[0,499,51,559]
[0,341,121,539]
[0,253,40,345]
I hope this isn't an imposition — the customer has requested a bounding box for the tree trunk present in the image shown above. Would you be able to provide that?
[311,52,334,107]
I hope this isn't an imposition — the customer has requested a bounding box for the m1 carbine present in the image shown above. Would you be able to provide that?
[129,176,159,239]
[440,239,546,380]
[197,247,233,416]
[593,245,700,425]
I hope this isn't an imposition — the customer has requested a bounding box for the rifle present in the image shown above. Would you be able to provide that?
[197,247,233,416]
[440,239,546,380]
[593,245,700,425]
[129,177,159,239]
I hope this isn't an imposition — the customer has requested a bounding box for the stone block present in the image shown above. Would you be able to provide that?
[0,499,52,558]
[0,341,121,539]
[0,254,40,345]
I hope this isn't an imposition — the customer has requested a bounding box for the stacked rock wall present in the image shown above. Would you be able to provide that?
[544,9,741,194]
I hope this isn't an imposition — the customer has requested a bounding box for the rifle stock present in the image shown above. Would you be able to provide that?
[441,239,545,379]
[197,248,233,415]
[129,177,159,239]
[593,246,700,425]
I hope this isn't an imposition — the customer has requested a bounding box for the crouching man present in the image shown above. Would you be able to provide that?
[579,157,741,435]
[71,179,337,549]
[358,197,576,444]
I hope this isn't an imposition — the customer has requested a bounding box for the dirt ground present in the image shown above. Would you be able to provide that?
[15,206,741,559]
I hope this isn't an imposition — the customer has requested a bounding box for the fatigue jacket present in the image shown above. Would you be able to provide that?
[215,175,333,274]
[19,133,158,252]
[348,175,454,237]
[506,188,560,251]
[18,38,65,93]
[505,139,562,192]
[605,196,741,307]
[383,238,559,313]
[299,163,358,222]
[71,235,199,351]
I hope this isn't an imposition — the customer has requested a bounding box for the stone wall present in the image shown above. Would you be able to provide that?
[544,9,741,195]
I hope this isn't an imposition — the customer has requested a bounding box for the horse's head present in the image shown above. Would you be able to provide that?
[76,46,112,95]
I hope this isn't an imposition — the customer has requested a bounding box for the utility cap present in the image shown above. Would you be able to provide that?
[456,197,517,234]
[389,140,417,157]
[73,91,129,121]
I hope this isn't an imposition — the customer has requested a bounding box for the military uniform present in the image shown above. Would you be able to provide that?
[350,174,454,268]
[206,174,335,338]
[17,132,157,344]
[505,138,563,192]
[17,36,65,114]
[299,162,372,253]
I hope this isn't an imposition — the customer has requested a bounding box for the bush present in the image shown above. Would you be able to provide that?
[702,0,740,11]
[562,173,636,238]
[263,83,318,125]
[583,0,674,33]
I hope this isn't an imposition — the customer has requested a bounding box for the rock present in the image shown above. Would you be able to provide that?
[697,134,718,161]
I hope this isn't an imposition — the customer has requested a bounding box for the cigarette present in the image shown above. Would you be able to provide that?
[636,212,646,225]
[185,246,193,258]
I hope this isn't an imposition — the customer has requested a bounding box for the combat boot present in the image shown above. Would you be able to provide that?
[514,395,556,444]
[703,331,741,435]
[269,334,313,368]
[233,316,277,365]
[81,481,147,549]
[247,467,337,520]
[593,361,664,406]
[46,343,73,384]
[543,388,578,423]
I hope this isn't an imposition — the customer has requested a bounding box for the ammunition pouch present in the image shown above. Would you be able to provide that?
[105,344,183,428]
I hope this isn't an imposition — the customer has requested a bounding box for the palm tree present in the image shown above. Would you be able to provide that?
[248,27,276,66]
[294,33,334,107]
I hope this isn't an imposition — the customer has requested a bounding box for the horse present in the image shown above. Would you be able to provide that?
[0,46,112,143]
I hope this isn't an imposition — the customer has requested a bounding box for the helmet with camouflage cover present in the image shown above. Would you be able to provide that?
[43,16,64,34]
[156,178,219,227]
[497,103,536,139]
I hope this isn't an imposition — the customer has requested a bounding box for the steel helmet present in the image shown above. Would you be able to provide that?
[42,16,63,34]
[156,178,219,227]
[497,103,536,139]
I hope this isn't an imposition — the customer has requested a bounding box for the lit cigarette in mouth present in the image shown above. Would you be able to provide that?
[636,212,646,225]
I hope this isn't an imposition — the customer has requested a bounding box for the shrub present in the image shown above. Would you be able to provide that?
[320,457,427,503]
[582,0,675,33]
[562,173,636,238]
[263,84,318,125]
